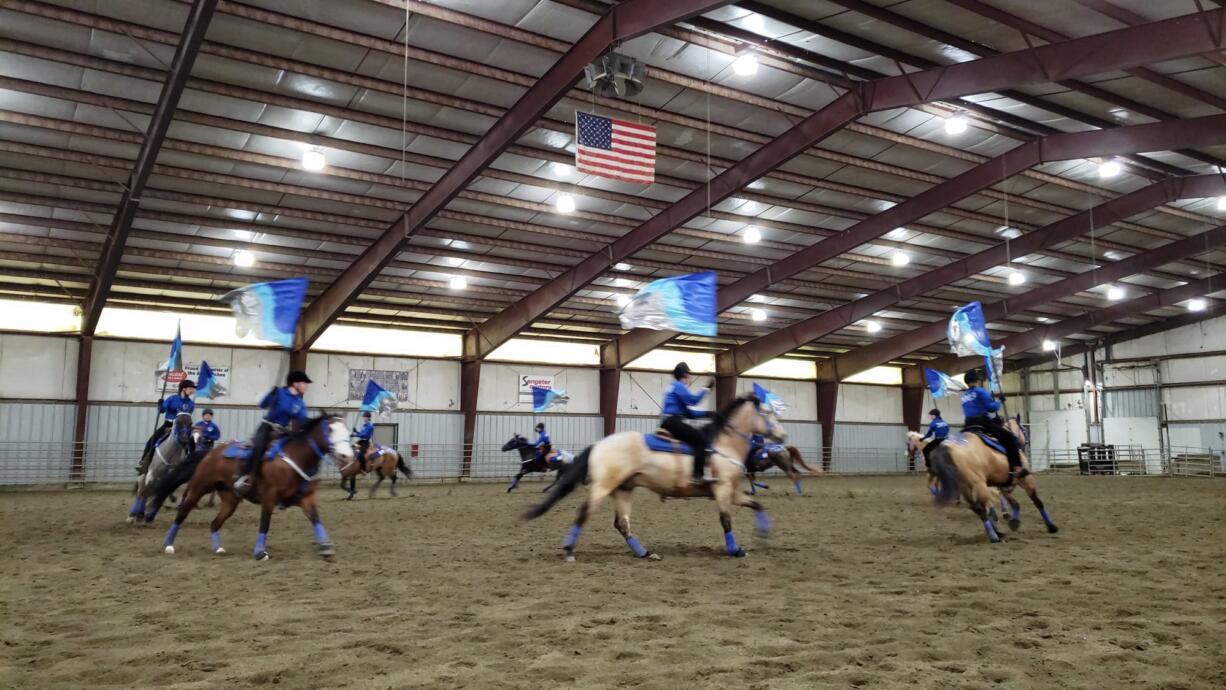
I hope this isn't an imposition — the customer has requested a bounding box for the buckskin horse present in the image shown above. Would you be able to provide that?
[128,413,194,523]
[343,443,413,499]
[501,433,565,493]
[927,417,1058,543]
[161,414,359,560]
[524,395,786,561]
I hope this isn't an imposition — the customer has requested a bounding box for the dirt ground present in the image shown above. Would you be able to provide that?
[1,474,1224,689]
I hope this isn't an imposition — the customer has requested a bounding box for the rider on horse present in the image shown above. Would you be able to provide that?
[961,369,1024,477]
[532,422,552,464]
[193,409,221,455]
[139,379,196,473]
[353,411,374,469]
[660,362,714,487]
[234,370,311,496]
[920,408,949,468]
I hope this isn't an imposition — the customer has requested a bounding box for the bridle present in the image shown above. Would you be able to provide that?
[278,417,357,480]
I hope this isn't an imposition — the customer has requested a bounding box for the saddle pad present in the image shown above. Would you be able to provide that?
[951,431,1006,455]
[370,445,389,458]
[221,438,288,462]
[643,433,693,455]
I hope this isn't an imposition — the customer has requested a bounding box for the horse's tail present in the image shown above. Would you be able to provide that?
[396,455,413,479]
[930,445,960,506]
[522,446,590,520]
[788,446,818,474]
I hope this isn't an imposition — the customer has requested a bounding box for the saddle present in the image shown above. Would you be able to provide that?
[222,438,289,462]
[643,430,694,455]
[955,427,1007,455]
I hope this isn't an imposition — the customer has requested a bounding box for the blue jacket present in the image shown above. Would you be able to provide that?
[193,420,220,442]
[354,422,374,441]
[534,430,551,449]
[259,387,308,428]
[922,417,950,441]
[661,380,709,419]
[961,386,1001,419]
[159,394,195,423]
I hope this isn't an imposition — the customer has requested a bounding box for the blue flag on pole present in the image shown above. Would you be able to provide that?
[923,367,966,398]
[618,271,717,336]
[196,360,217,399]
[532,386,569,413]
[360,380,398,417]
[220,277,309,348]
[752,382,788,416]
[948,301,1005,390]
[155,321,183,378]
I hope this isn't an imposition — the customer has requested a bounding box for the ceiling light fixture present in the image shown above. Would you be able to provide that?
[1187,298,1207,312]
[1218,196,1226,212]
[750,308,767,322]
[552,162,573,176]
[555,193,576,213]
[449,276,467,290]
[1042,339,1057,351]
[1008,270,1027,286]
[301,149,326,172]
[615,294,631,308]
[864,320,882,334]
[891,251,910,267]
[1098,158,1123,178]
[614,262,631,271]
[743,226,762,244]
[943,114,968,135]
[1106,285,1126,301]
[232,250,254,268]
[732,52,759,76]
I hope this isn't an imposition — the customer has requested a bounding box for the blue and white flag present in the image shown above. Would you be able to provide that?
[155,321,183,379]
[923,367,966,398]
[618,271,717,337]
[196,360,218,399]
[220,277,309,348]
[360,379,398,418]
[532,386,569,413]
[752,382,788,416]
[948,301,1005,390]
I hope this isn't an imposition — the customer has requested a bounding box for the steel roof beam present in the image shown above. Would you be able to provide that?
[293,0,731,350]
[819,223,1226,381]
[79,0,217,335]
[467,9,1226,361]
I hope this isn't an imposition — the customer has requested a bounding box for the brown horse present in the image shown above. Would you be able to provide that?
[745,443,817,496]
[908,432,1007,516]
[524,396,786,561]
[926,418,1059,543]
[161,415,359,560]
[349,444,412,498]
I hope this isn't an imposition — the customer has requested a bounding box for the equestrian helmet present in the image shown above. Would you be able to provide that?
[363,411,372,418]
[929,408,941,417]
[178,379,196,392]
[202,408,214,416]
[964,369,981,384]
[672,362,691,380]
[535,422,545,432]
[286,370,313,385]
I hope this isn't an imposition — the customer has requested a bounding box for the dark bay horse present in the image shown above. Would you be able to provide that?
[745,442,817,496]
[128,413,194,523]
[502,433,564,493]
[162,415,359,560]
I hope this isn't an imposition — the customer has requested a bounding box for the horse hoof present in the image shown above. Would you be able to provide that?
[214,547,226,555]
[1008,519,1021,532]
[1047,524,1060,534]
[730,549,747,558]
[389,490,397,497]
[645,552,662,561]
[564,555,576,563]
[318,542,336,557]
[254,551,270,561]
[756,529,771,539]
[126,516,136,524]
[163,545,175,554]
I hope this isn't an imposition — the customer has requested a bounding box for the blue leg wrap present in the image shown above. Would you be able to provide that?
[793,480,803,495]
[313,522,329,543]
[748,483,756,496]
[755,511,771,533]
[211,531,221,551]
[724,531,740,555]
[929,486,939,496]
[144,507,158,522]
[1040,508,1054,526]
[563,524,581,549]
[130,496,146,516]
[254,531,268,555]
[163,522,179,547]
[1011,503,1021,521]
[983,519,1001,542]
[626,536,648,558]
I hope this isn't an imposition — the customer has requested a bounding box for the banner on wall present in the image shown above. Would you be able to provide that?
[348,369,412,404]
[155,362,229,397]
[518,374,554,405]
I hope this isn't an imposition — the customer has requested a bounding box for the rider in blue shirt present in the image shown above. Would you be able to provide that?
[353,412,374,468]
[533,422,552,462]
[919,408,949,468]
[960,369,1024,476]
[234,370,311,495]
[660,362,713,487]
[138,379,196,473]
[193,409,221,454]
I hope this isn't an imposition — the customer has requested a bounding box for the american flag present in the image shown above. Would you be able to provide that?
[575,111,656,184]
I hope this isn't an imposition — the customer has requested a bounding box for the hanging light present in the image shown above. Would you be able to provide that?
[1217,197,1226,212]
[891,251,910,267]
[449,276,467,290]
[1097,158,1123,178]
[943,114,968,136]
[615,294,631,308]
[1008,270,1027,286]
[614,262,631,271]
[1037,316,1052,323]
[1042,339,1058,351]
[995,226,1022,240]
[864,320,882,334]
[750,308,766,322]
[555,193,576,213]
[732,52,759,76]
[552,162,573,176]
[1106,285,1125,301]
[1187,298,1207,312]
[743,226,762,244]
[301,148,326,172]
[232,250,254,268]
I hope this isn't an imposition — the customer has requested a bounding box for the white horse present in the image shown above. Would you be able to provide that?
[524,395,786,561]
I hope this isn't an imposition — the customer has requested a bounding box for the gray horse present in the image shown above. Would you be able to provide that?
[128,413,195,523]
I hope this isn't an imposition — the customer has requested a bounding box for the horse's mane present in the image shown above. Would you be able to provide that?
[710,395,762,431]
[301,413,334,435]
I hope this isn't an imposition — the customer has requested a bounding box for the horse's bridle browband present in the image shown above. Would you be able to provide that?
[278,418,358,476]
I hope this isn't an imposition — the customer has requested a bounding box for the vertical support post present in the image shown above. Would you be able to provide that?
[901,368,925,473]
[816,378,838,472]
[599,367,619,437]
[70,335,92,482]
[289,348,308,373]
[460,360,480,478]
[715,374,737,411]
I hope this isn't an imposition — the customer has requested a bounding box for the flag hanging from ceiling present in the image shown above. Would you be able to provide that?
[575,111,656,184]
[360,379,398,418]
[618,271,717,336]
[219,277,309,348]
[532,386,569,413]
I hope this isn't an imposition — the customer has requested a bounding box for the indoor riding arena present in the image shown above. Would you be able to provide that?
[1,1,1225,688]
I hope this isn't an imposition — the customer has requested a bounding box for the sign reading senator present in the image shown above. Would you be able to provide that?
[518,374,554,405]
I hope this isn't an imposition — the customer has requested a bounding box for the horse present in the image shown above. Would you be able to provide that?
[161,414,359,561]
[501,433,567,493]
[343,444,413,499]
[744,442,817,496]
[907,431,1009,517]
[128,413,195,523]
[926,417,1059,543]
[523,395,785,561]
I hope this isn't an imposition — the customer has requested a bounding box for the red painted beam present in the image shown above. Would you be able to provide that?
[70,335,92,481]
[474,9,1226,361]
[822,223,1226,381]
[719,173,1226,375]
[80,0,218,335]
[294,0,732,349]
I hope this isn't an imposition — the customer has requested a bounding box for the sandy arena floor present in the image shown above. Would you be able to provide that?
[1,474,1224,689]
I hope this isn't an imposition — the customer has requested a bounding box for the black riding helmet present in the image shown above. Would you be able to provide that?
[202,408,215,416]
[929,408,941,417]
[964,369,981,385]
[178,379,196,392]
[286,370,312,385]
[672,362,691,380]
[535,422,545,432]
[362,411,372,419]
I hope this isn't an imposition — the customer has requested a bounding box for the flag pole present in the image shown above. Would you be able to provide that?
[152,319,180,434]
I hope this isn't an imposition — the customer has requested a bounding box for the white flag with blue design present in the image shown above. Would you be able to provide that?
[220,277,309,348]
[618,271,717,337]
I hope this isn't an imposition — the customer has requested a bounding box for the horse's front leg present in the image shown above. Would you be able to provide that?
[733,491,771,537]
[254,494,275,561]
[714,483,746,557]
[506,470,525,493]
[300,492,334,560]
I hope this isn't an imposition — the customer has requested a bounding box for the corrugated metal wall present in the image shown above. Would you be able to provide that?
[832,423,909,473]
[1103,388,1159,418]
[615,416,661,434]
[0,402,74,484]
[473,413,603,478]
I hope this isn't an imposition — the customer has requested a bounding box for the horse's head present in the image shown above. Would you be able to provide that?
[716,395,787,444]
[171,413,194,447]
[905,431,924,455]
[501,434,527,452]
[305,414,360,479]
